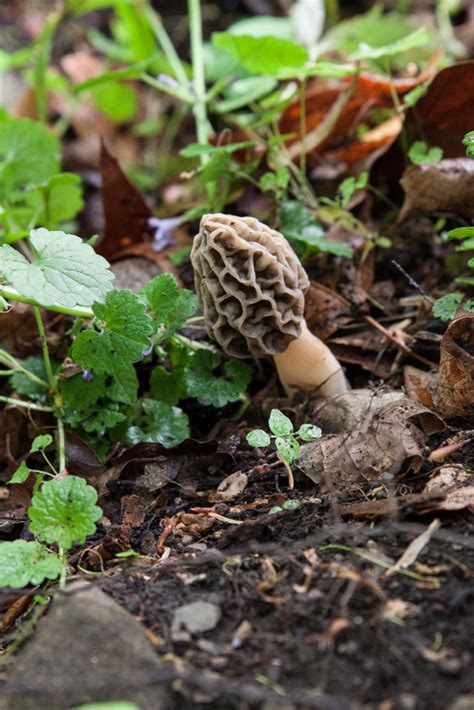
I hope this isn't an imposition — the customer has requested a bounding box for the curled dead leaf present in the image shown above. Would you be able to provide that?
[298,393,444,485]
[437,315,474,418]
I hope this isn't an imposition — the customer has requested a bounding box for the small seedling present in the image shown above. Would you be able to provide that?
[247,408,321,486]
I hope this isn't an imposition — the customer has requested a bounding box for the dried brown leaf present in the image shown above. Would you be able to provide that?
[299,394,444,485]
[399,159,474,222]
[437,315,474,417]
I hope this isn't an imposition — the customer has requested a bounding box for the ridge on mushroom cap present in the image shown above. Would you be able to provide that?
[191,213,310,359]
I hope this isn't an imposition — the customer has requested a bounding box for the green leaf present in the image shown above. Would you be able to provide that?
[149,365,187,406]
[180,140,255,158]
[107,366,139,404]
[408,141,443,165]
[31,434,53,453]
[269,409,293,436]
[91,81,138,122]
[59,372,107,410]
[215,77,277,113]
[184,351,252,408]
[279,201,354,259]
[71,290,153,374]
[23,173,84,230]
[350,27,429,60]
[275,436,300,464]
[0,229,114,309]
[447,227,474,240]
[0,540,62,588]
[81,403,127,433]
[462,130,474,158]
[246,429,271,448]
[281,499,299,510]
[297,424,322,442]
[8,461,32,485]
[10,356,48,401]
[432,293,463,321]
[212,32,308,75]
[28,476,102,550]
[140,274,197,341]
[338,172,368,208]
[126,399,189,448]
[0,118,60,201]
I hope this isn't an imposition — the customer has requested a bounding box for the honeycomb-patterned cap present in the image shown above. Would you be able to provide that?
[191,214,310,359]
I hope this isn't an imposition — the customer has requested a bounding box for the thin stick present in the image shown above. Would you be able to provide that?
[364,315,437,368]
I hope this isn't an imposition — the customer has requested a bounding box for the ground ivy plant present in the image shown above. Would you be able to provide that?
[0,227,252,462]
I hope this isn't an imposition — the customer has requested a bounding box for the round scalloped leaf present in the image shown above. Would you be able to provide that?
[0,228,114,308]
[297,424,322,442]
[269,409,293,436]
[0,540,62,588]
[0,118,60,200]
[28,476,102,550]
[71,290,153,375]
[246,429,271,448]
[183,350,252,408]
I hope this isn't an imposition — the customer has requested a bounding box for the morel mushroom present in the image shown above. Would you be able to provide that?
[191,214,348,397]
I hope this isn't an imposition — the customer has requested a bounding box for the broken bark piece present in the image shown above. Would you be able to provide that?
[191,214,348,397]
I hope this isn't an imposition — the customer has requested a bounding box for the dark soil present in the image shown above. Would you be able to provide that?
[97,497,474,709]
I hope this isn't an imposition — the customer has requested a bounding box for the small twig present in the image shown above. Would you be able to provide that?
[391,259,434,304]
[364,315,437,368]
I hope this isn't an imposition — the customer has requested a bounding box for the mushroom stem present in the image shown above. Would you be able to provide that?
[273,321,348,397]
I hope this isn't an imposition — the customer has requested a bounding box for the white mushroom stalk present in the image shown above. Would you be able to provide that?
[273,320,348,397]
[191,213,349,398]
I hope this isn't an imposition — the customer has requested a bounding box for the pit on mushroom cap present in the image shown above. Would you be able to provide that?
[191,213,349,397]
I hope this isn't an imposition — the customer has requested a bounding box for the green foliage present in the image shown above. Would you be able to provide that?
[0,229,114,308]
[10,356,49,401]
[0,540,63,588]
[246,429,271,448]
[408,141,444,165]
[462,131,474,158]
[184,350,252,408]
[432,293,463,321]
[349,27,429,61]
[28,476,102,550]
[126,398,189,447]
[140,273,197,341]
[8,461,32,485]
[279,201,353,259]
[212,33,308,75]
[0,119,84,242]
[0,118,60,201]
[71,290,153,374]
[247,409,322,468]
[91,81,138,122]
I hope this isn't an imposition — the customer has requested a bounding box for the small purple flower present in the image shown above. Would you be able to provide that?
[148,215,186,253]
[82,370,94,381]
[141,337,154,359]
[157,73,179,89]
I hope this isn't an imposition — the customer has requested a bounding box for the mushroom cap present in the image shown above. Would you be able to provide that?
[191,213,310,359]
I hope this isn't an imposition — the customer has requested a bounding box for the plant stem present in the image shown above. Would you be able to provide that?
[299,78,307,177]
[188,0,209,149]
[59,547,67,589]
[0,287,94,319]
[33,308,55,389]
[144,4,189,88]
[57,418,66,472]
[0,349,49,388]
[0,395,53,412]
